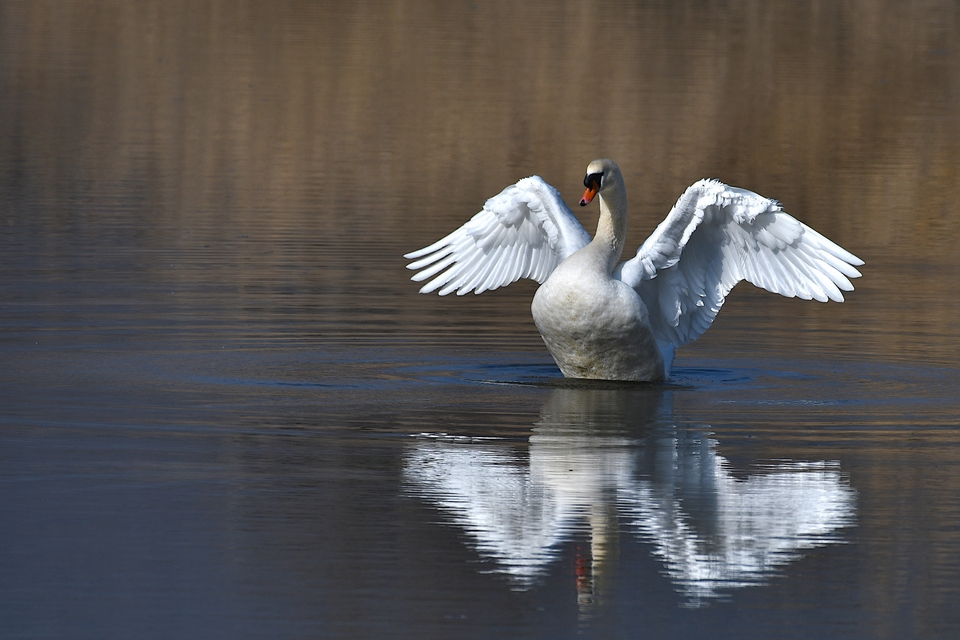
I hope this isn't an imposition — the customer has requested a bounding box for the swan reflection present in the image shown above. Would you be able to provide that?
[404,387,856,605]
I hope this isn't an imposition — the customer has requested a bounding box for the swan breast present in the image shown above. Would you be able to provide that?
[531,257,665,381]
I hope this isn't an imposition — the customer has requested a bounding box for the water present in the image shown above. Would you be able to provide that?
[2,1,960,638]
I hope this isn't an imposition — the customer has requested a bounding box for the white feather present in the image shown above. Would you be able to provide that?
[621,179,863,347]
[404,176,591,295]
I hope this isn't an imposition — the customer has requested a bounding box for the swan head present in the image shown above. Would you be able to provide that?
[579,159,622,207]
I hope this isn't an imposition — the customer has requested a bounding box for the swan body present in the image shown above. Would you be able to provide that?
[405,159,863,381]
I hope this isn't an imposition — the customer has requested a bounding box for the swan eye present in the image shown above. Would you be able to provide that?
[583,172,603,190]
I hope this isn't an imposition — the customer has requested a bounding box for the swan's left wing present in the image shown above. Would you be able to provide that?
[405,176,591,295]
[616,179,863,348]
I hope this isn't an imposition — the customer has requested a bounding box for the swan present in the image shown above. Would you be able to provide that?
[405,159,863,381]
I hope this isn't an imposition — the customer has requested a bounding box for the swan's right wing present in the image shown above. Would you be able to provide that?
[405,176,592,295]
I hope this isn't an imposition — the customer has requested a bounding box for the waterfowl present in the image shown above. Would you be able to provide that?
[405,159,862,381]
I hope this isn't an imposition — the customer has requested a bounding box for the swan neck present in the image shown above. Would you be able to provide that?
[594,188,628,268]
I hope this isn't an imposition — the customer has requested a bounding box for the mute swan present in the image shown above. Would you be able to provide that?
[405,159,863,381]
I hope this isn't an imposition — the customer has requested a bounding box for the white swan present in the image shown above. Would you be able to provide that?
[405,159,863,381]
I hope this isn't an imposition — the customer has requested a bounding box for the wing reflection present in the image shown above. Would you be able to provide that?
[404,387,856,605]
[623,439,856,604]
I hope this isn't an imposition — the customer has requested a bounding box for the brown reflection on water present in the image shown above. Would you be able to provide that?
[2,0,957,240]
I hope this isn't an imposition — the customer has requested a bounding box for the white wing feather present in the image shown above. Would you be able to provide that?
[405,176,591,295]
[616,179,864,348]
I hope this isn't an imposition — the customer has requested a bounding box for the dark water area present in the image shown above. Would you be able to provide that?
[3,1,960,638]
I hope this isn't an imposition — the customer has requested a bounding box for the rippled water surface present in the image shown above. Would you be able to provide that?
[3,1,960,638]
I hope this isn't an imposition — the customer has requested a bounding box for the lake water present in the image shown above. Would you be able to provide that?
[2,1,960,638]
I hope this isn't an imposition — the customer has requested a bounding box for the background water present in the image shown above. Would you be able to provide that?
[2,1,960,638]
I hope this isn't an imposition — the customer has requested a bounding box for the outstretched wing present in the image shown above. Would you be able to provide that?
[405,176,592,295]
[616,179,864,348]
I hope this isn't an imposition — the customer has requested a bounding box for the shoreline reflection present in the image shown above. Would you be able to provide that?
[404,387,856,606]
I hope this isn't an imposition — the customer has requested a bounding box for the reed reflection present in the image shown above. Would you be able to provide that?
[404,387,856,606]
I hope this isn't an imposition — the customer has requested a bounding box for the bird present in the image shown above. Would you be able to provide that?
[404,159,863,382]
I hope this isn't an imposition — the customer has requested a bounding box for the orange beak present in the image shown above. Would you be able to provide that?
[580,185,599,207]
